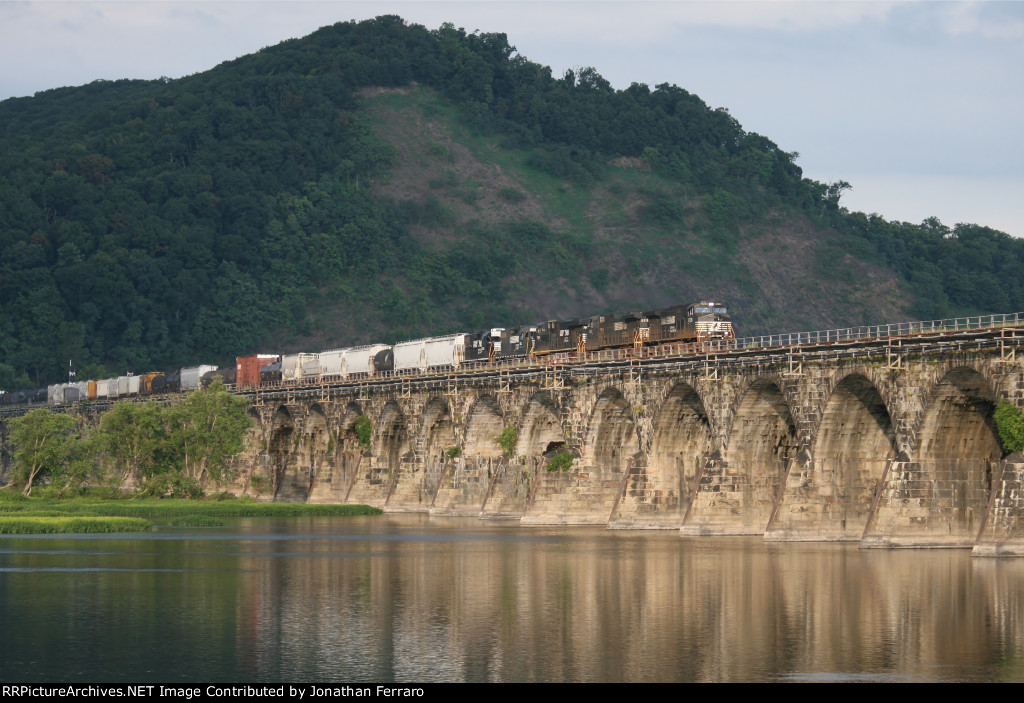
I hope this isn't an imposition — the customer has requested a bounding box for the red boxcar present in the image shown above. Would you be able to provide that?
[236,354,279,389]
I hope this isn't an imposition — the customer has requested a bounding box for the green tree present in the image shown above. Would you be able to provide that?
[163,379,252,487]
[49,427,101,497]
[8,409,80,495]
[98,400,165,486]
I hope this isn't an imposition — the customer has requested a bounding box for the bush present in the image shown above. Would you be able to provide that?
[545,451,575,473]
[498,426,517,456]
[995,401,1024,454]
[355,415,373,449]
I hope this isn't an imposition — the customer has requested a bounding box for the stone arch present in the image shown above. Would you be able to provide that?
[771,373,897,540]
[464,395,504,459]
[268,405,294,498]
[650,382,713,494]
[420,397,456,461]
[272,403,329,502]
[915,367,1000,462]
[724,377,800,462]
[324,401,364,502]
[376,401,411,474]
[335,401,364,454]
[302,403,331,467]
[691,378,798,534]
[583,387,639,477]
[515,391,567,458]
[913,366,1000,538]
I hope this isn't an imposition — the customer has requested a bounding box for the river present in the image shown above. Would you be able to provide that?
[1,514,1022,682]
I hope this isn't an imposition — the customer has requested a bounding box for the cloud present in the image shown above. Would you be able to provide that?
[939,0,1024,40]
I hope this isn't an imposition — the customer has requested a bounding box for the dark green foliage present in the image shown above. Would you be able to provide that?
[995,401,1024,454]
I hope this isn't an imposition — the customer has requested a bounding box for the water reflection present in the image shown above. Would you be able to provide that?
[1,515,1023,682]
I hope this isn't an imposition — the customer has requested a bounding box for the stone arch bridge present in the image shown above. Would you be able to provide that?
[236,324,1024,555]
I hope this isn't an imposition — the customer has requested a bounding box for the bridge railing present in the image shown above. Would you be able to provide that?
[730,311,1024,352]
[564,311,1024,366]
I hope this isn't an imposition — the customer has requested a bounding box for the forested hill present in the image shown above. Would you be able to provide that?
[0,15,1019,388]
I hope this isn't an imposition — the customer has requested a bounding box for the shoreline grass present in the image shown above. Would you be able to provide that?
[0,516,153,534]
[0,492,383,521]
[0,488,382,533]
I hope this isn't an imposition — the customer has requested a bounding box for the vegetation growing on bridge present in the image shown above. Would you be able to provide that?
[355,415,373,449]
[498,426,517,456]
[994,401,1024,454]
[545,451,575,473]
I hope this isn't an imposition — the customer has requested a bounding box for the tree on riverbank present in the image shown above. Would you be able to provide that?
[162,379,252,486]
[6,382,252,497]
[98,400,165,487]
[8,409,80,495]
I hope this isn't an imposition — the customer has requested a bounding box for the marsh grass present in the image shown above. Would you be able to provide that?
[0,516,153,534]
[0,494,382,520]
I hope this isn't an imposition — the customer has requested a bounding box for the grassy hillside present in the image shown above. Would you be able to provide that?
[358,85,906,337]
[0,16,1016,388]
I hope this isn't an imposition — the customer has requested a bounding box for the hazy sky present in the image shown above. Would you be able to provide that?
[2,1,1021,236]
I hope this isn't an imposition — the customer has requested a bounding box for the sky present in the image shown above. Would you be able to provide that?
[2,1,1022,236]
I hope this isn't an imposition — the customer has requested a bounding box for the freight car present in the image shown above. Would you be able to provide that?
[0,300,731,407]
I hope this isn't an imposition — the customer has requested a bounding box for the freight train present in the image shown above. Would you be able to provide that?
[0,301,732,407]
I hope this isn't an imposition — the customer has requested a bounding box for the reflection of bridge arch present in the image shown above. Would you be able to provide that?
[464,396,503,459]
